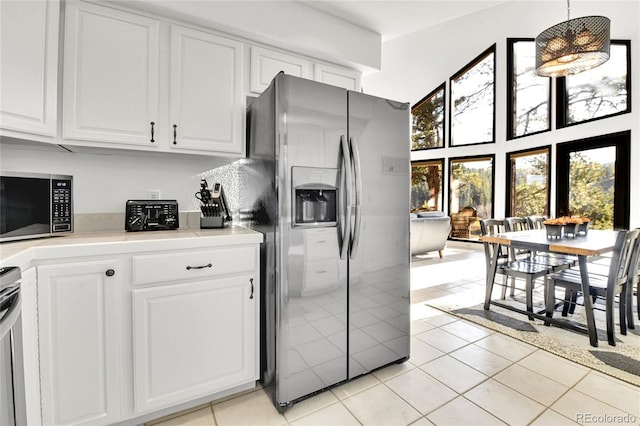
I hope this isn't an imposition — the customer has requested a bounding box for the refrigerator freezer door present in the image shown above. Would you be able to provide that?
[347,92,411,379]
[275,75,349,406]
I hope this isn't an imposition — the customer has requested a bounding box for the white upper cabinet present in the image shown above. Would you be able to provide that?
[62,1,160,146]
[314,63,361,92]
[249,46,361,94]
[0,0,59,136]
[169,25,244,154]
[250,46,310,93]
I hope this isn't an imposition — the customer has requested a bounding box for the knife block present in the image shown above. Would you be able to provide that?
[200,215,226,228]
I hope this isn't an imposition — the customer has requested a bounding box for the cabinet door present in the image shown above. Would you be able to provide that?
[132,275,257,413]
[19,268,42,426]
[38,260,121,426]
[250,46,310,93]
[169,25,243,154]
[314,63,361,91]
[62,1,159,146]
[0,0,59,136]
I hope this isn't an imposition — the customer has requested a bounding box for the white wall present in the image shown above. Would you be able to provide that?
[0,140,236,214]
[363,0,640,228]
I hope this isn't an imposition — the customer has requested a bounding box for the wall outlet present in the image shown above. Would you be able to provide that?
[147,190,161,200]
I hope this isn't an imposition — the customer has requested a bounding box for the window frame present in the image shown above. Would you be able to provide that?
[448,154,496,219]
[506,38,552,140]
[556,40,631,128]
[448,44,497,147]
[411,83,446,151]
[410,158,445,213]
[505,146,551,218]
[555,131,630,229]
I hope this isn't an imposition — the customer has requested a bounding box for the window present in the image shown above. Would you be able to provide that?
[506,147,551,217]
[411,159,444,212]
[556,131,630,229]
[411,83,445,150]
[449,45,496,147]
[557,40,631,127]
[449,155,495,240]
[507,39,551,139]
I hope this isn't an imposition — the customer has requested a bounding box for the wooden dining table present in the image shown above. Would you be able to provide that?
[479,229,621,347]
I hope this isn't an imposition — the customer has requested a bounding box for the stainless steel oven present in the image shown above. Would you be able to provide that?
[0,266,26,426]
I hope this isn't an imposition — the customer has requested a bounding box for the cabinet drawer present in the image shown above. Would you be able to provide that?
[132,246,256,285]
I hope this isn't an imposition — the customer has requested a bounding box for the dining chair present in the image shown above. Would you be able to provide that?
[526,215,547,230]
[506,217,576,273]
[625,231,640,329]
[544,228,640,346]
[481,218,554,320]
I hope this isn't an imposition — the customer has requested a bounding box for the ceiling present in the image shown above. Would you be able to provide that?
[300,0,511,41]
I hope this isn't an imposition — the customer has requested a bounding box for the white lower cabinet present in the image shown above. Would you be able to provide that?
[18,268,42,426]
[132,274,257,413]
[31,237,260,424]
[37,259,122,426]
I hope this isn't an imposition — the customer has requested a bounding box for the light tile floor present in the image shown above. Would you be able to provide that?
[149,244,640,426]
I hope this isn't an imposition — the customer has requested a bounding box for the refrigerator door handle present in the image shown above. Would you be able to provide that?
[340,135,352,260]
[349,136,363,259]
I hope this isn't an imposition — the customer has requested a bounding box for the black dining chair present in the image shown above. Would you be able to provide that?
[481,218,554,320]
[526,215,547,230]
[625,232,640,329]
[544,228,640,346]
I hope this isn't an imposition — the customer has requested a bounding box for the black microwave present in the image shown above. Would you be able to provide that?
[0,172,73,242]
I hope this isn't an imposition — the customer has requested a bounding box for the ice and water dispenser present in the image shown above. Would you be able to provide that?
[292,167,338,227]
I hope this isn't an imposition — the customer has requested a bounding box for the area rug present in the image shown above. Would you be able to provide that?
[426,293,640,387]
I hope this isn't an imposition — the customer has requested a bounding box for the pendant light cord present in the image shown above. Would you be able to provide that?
[567,0,571,21]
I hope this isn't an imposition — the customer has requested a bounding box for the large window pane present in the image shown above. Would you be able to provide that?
[506,148,550,217]
[569,147,615,229]
[411,84,445,150]
[556,131,631,230]
[449,156,494,240]
[411,160,443,212]
[558,41,630,127]
[507,39,551,139]
[450,45,495,147]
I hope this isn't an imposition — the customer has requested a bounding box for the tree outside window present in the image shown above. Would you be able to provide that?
[450,45,496,147]
[449,156,494,240]
[507,148,550,217]
[507,39,551,139]
[410,160,443,212]
[411,84,445,150]
[558,40,630,127]
[569,148,615,229]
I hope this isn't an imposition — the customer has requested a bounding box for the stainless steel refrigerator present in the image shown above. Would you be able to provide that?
[240,73,410,411]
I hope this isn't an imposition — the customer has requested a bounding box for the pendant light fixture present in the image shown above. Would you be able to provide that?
[535,0,610,77]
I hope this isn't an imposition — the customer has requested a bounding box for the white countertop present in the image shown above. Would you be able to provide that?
[0,225,264,270]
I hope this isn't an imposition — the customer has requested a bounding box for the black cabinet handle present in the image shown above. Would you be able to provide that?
[150,122,155,143]
[186,263,212,270]
[249,278,254,299]
[173,124,177,144]
[105,269,115,277]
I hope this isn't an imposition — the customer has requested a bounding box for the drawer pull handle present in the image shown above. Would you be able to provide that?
[173,124,178,144]
[105,269,115,277]
[249,278,254,299]
[186,263,212,270]
[150,121,155,143]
